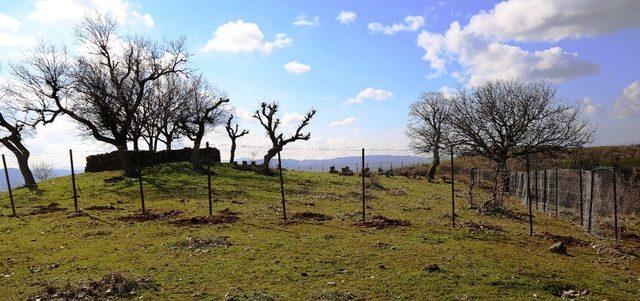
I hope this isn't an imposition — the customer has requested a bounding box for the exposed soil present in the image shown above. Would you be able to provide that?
[28,272,155,301]
[103,176,126,184]
[311,291,363,301]
[85,205,121,211]
[117,210,182,223]
[540,231,590,247]
[291,211,332,222]
[29,203,66,215]
[170,208,239,226]
[354,215,411,229]
[462,220,504,234]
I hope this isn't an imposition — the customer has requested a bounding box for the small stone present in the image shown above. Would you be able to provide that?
[327,281,336,286]
[378,264,386,270]
[423,264,440,273]
[301,272,308,277]
[549,242,567,255]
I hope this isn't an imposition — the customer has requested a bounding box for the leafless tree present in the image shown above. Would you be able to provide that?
[407,92,452,181]
[225,114,249,164]
[152,74,189,150]
[12,14,188,176]
[179,75,229,172]
[449,80,593,210]
[0,87,36,187]
[253,102,316,173]
[32,162,55,182]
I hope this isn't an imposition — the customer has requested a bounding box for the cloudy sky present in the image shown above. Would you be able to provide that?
[1,0,639,167]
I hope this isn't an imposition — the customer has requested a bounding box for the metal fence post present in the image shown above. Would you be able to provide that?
[69,149,79,213]
[361,148,366,223]
[588,170,594,233]
[2,154,16,216]
[450,145,455,227]
[526,156,533,236]
[554,168,559,218]
[613,167,619,243]
[277,151,287,221]
[206,142,212,216]
[136,150,145,214]
[543,169,548,212]
[579,169,584,225]
[534,170,539,210]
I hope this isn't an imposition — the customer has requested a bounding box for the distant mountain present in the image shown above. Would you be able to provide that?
[1,168,72,192]
[237,155,431,171]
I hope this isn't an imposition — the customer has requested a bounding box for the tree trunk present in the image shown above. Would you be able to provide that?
[16,152,36,187]
[427,148,440,181]
[261,148,279,174]
[192,138,204,173]
[482,159,507,211]
[229,140,236,164]
[116,144,137,177]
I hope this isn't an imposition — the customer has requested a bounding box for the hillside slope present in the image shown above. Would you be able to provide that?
[0,163,638,300]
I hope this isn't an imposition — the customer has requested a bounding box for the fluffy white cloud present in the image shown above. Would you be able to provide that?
[336,11,356,25]
[465,0,640,42]
[612,80,640,119]
[418,20,598,85]
[368,15,424,35]
[293,14,319,27]
[328,117,356,127]
[0,13,35,47]
[202,20,292,55]
[28,0,154,27]
[284,61,311,74]
[581,97,599,117]
[346,88,393,104]
[282,113,304,125]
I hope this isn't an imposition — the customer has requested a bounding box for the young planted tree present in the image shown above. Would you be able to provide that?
[179,75,229,172]
[407,92,452,181]
[253,102,316,173]
[225,114,249,164]
[449,80,593,210]
[0,88,36,187]
[12,14,188,176]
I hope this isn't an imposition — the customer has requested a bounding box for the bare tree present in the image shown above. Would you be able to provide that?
[153,74,189,150]
[0,88,36,187]
[32,162,55,182]
[407,92,452,181]
[449,80,593,210]
[225,114,249,164]
[253,102,316,173]
[179,75,229,172]
[12,14,188,176]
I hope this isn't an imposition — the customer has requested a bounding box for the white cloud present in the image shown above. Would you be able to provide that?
[581,97,599,117]
[439,86,457,98]
[465,0,640,42]
[336,11,357,25]
[346,88,393,104]
[282,113,304,125]
[418,20,598,85]
[368,15,424,35]
[0,13,35,47]
[234,107,257,123]
[293,14,319,27]
[612,80,640,119]
[202,20,292,55]
[28,0,155,28]
[284,61,311,74]
[328,117,356,127]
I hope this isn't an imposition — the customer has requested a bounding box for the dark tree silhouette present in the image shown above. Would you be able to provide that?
[449,80,593,210]
[179,75,229,172]
[0,88,36,187]
[407,92,452,181]
[152,74,189,150]
[225,114,249,164]
[253,102,316,173]
[12,14,188,176]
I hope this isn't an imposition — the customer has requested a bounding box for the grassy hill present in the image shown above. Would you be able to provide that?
[1,163,639,300]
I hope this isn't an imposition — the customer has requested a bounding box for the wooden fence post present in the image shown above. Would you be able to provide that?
[136,150,145,214]
[543,169,548,212]
[361,148,366,223]
[555,168,559,218]
[579,169,584,226]
[613,168,619,243]
[69,149,79,213]
[2,154,16,216]
[526,156,533,236]
[588,170,595,233]
[206,142,212,216]
[277,151,287,221]
[534,170,539,210]
[450,145,455,227]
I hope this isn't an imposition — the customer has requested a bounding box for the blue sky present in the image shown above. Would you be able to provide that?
[1,0,640,167]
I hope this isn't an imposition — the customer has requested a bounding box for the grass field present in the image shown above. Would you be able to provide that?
[1,163,639,300]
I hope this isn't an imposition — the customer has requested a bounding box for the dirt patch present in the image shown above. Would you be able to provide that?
[387,188,407,196]
[103,176,126,184]
[484,207,528,222]
[28,272,155,301]
[354,215,411,229]
[83,230,112,238]
[543,282,588,298]
[224,291,275,301]
[461,220,503,234]
[117,210,182,223]
[311,291,363,301]
[170,209,239,226]
[29,203,66,215]
[174,236,232,253]
[540,231,589,247]
[85,205,121,211]
[291,211,332,222]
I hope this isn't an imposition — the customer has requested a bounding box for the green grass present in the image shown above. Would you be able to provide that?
[1,163,638,300]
